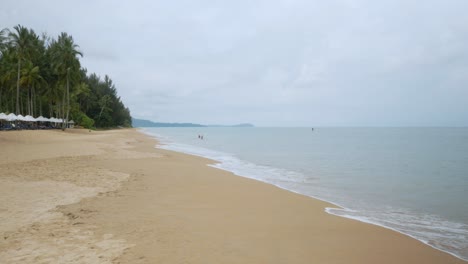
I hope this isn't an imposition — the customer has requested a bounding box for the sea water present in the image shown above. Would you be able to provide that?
[141,127,468,260]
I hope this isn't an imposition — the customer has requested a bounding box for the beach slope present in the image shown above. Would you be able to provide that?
[0,129,465,263]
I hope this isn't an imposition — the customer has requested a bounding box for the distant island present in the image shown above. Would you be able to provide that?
[132,118,254,128]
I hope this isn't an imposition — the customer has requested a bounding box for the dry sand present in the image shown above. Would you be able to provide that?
[0,128,465,263]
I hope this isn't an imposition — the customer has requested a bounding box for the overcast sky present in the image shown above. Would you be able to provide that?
[2,0,468,126]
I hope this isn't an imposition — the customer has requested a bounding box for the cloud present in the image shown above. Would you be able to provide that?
[1,0,467,126]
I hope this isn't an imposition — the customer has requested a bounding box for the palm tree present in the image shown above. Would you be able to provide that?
[0,30,8,111]
[0,45,17,113]
[51,33,82,128]
[0,28,8,56]
[20,61,45,116]
[8,25,32,115]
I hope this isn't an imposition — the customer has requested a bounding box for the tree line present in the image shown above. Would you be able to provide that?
[0,25,132,128]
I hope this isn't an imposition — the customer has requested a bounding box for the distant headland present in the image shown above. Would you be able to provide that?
[132,118,254,128]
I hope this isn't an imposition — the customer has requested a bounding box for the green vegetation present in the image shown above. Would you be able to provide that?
[0,25,131,128]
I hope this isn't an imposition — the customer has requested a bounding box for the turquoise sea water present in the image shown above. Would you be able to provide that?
[142,127,468,260]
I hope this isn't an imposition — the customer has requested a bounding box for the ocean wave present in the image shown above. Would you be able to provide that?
[327,207,468,261]
[141,129,468,261]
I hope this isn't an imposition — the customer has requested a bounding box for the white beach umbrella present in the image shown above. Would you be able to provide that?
[16,115,27,121]
[0,113,7,120]
[6,113,17,121]
[25,115,37,122]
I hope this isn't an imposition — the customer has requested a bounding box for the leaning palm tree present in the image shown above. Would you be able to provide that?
[51,33,82,129]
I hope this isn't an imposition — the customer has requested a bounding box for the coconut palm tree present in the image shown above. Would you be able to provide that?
[51,33,82,128]
[20,61,45,116]
[8,25,33,115]
[1,25,132,128]
[0,28,8,56]
[0,46,17,113]
[0,30,8,111]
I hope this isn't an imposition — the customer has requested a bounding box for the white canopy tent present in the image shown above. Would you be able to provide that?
[1,114,75,130]
[0,114,67,123]
[68,120,75,128]
[49,117,64,123]
[36,116,49,122]
[16,115,27,121]
[24,115,37,122]
[6,113,17,121]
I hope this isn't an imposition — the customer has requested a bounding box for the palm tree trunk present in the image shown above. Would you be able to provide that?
[27,87,31,116]
[65,71,70,129]
[99,106,105,119]
[62,90,66,130]
[39,97,42,117]
[20,93,23,115]
[16,59,21,114]
[31,85,35,117]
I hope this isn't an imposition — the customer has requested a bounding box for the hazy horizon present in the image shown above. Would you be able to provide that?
[2,0,467,127]
[134,117,468,128]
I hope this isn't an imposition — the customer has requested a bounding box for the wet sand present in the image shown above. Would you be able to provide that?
[0,129,465,263]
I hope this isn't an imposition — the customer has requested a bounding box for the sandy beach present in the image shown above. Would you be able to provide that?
[0,129,465,263]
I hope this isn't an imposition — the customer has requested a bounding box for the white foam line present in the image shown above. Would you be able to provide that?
[326,208,468,262]
[215,158,468,262]
[138,129,468,262]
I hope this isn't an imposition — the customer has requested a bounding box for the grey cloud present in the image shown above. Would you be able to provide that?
[1,0,467,126]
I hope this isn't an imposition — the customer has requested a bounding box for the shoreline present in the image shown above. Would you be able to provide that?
[0,129,466,263]
[141,128,468,262]
[212,160,468,262]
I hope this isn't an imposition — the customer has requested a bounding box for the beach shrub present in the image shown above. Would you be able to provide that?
[81,115,95,129]
[78,113,95,129]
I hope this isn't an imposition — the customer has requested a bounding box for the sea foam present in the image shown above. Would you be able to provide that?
[141,128,468,261]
